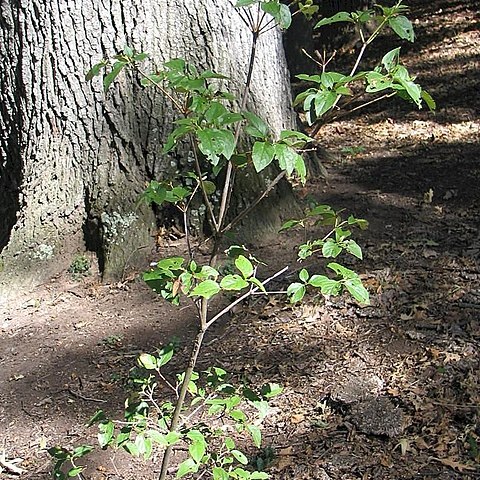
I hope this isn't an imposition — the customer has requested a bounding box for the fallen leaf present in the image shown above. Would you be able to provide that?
[431,456,475,472]
[276,447,294,471]
[291,413,305,424]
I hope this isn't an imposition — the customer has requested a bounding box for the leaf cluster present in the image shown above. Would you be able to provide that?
[295,1,435,125]
[282,205,370,305]
[81,349,281,479]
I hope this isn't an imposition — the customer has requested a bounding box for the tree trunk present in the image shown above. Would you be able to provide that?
[0,0,296,301]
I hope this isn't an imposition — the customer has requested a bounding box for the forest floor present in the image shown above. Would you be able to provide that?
[0,0,479,479]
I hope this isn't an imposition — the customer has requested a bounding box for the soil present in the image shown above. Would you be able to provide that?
[1,1,479,479]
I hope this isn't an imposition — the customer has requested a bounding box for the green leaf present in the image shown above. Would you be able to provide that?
[261,383,283,398]
[190,279,221,299]
[243,111,270,139]
[246,424,262,448]
[230,409,248,422]
[397,78,422,107]
[299,268,309,283]
[140,73,164,87]
[162,124,194,154]
[205,102,229,124]
[165,431,182,446]
[47,446,69,461]
[235,0,257,6]
[123,45,134,57]
[147,430,168,446]
[123,441,140,456]
[103,61,126,93]
[315,11,353,28]
[98,421,114,448]
[71,445,94,458]
[165,186,191,202]
[260,2,291,29]
[87,410,106,427]
[382,47,401,71]
[200,70,230,80]
[277,3,292,29]
[197,128,235,164]
[249,276,267,293]
[225,437,236,450]
[322,239,343,258]
[231,449,249,465]
[213,466,230,480]
[157,344,175,367]
[68,467,84,477]
[327,262,357,280]
[235,255,254,278]
[253,400,269,420]
[314,91,338,117]
[389,15,415,42]
[335,85,352,95]
[156,257,185,270]
[295,154,307,184]
[188,431,206,463]
[279,130,312,144]
[296,73,322,84]
[86,61,107,81]
[251,473,269,479]
[232,468,250,479]
[133,52,148,62]
[274,143,297,176]
[279,219,302,232]
[252,141,275,172]
[220,274,249,291]
[421,90,436,111]
[203,180,216,195]
[176,458,198,478]
[308,275,341,295]
[135,434,148,456]
[344,239,363,259]
[137,353,157,370]
[116,427,131,447]
[287,282,306,303]
[344,278,370,304]
[366,72,393,92]
[142,180,167,206]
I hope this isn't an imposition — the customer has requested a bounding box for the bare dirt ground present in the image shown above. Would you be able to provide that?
[1,0,479,479]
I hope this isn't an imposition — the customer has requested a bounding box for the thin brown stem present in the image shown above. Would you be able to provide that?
[328,92,396,123]
[206,266,289,328]
[217,30,259,230]
[158,328,206,480]
[136,67,184,112]
[220,170,287,235]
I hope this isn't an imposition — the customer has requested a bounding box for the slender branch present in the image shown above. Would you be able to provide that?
[178,393,216,430]
[220,170,287,235]
[349,42,367,78]
[236,9,252,30]
[182,208,193,262]
[158,328,206,480]
[136,67,184,112]
[206,266,289,329]
[251,290,288,295]
[310,36,368,138]
[216,30,259,234]
[328,92,396,123]
[302,48,325,69]
[156,371,177,395]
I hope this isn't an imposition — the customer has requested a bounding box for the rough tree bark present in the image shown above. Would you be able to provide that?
[0,0,296,301]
